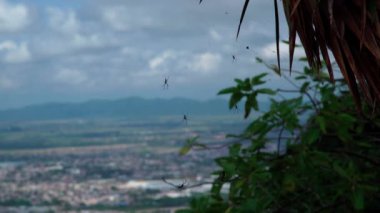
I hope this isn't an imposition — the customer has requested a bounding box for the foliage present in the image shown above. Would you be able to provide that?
[178,62,380,212]
[201,0,380,109]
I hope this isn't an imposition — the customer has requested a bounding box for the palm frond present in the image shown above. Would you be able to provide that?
[236,0,251,40]
[201,0,380,109]
[283,0,380,110]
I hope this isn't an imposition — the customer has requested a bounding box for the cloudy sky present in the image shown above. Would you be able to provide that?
[0,0,305,109]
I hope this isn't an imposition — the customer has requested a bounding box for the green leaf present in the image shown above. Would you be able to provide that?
[225,207,233,213]
[245,120,272,139]
[185,136,199,145]
[240,199,258,212]
[218,87,236,95]
[229,143,241,157]
[249,93,259,111]
[256,88,276,95]
[179,145,192,156]
[225,134,241,138]
[179,137,199,155]
[244,99,252,118]
[300,82,310,93]
[302,128,320,144]
[352,190,364,210]
[315,116,327,133]
[229,92,244,109]
[215,157,236,175]
[337,129,352,142]
[282,40,302,47]
[295,75,307,80]
[210,182,223,200]
[255,57,263,63]
[175,210,193,213]
[283,175,296,192]
[337,113,356,124]
[241,78,252,91]
[230,179,246,196]
[234,79,244,85]
[333,162,350,179]
[189,196,211,211]
[220,161,236,174]
[251,73,267,86]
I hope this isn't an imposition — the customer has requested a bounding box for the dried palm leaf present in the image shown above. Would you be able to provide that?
[282,0,380,111]
[200,0,380,110]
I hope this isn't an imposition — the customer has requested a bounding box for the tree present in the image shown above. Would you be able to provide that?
[178,59,380,212]
[204,0,380,111]
[174,2,380,211]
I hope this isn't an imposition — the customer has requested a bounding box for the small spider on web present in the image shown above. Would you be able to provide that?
[163,77,169,89]
[161,177,214,191]
[182,114,189,124]
[162,177,188,191]
[231,44,256,63]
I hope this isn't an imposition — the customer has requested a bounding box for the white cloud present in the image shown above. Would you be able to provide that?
[148,51,222,77]
[103,7,128,31]
[188,52,222,73]
[121,47,135,55]
[0,0,293,109]
[209,29,222,42]
[72,33,104,49]
[0,0,29,32]
[259,42,305,60]
[0,41,31,63]
[149,50,176,70]
[41,7,111,57]
[47,7,79,34]
[55,68,88,85]
[102,6,154,31]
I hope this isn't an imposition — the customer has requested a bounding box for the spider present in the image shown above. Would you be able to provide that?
[163,77,169,89]
[162,177,188,190]
[183,114,189,124]
[182,114,189,124]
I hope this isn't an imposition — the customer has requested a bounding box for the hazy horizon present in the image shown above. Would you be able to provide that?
[0,95,232,111]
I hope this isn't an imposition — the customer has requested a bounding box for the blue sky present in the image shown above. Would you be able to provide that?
[0,0,305,109]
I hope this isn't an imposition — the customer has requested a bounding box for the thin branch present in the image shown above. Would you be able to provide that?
[329,150,380,167]
[282,72,301,89]
[277,89,320,111]
[183,181,214,189]
[277,125,285,156]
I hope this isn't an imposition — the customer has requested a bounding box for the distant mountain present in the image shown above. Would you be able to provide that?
[0,97,234,121]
